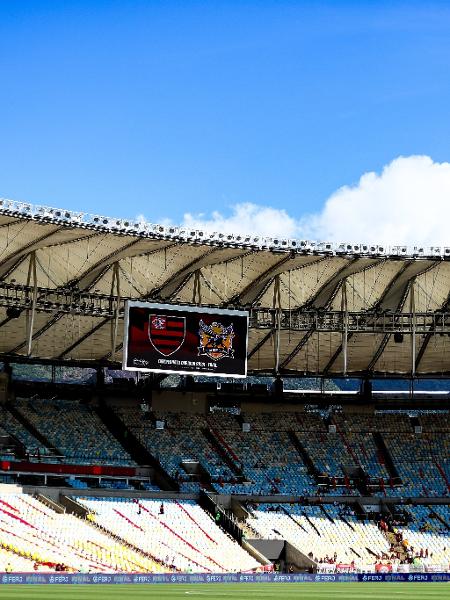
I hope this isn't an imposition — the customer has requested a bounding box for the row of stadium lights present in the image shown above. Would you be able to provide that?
[2,198,450,258]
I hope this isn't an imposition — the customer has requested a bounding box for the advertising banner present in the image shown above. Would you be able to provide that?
[123,302,248,377]
[0,572,448,585]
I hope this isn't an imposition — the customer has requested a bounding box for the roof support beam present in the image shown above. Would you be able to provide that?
[279,329,315,370]
[25,252,37,356]
[8,313,64,355]
[247,329,274,360]
[110,262,121,358]
[367,262,435,372]
[58,319,108,359]
[415,284,450,372]
[0,226,63,279]
[70,238,151,290]
[341,279,348,376]
[273,275,282,374]
[233,254,292,306]
[410,281,416,377]
[320,261,386,374]
[154,247,246,301]
[303,257,361,309]
[322,333,354,375]
[279,266,357,371]
[235,255,326,307]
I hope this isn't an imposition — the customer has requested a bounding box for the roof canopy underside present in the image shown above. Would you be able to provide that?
[1,210,450,377]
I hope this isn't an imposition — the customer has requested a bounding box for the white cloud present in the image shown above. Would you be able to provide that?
[162,155,450,247]
[302,155,450,246]
[182,203,298,238]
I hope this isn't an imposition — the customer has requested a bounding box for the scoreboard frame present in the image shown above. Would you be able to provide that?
[122,301,249,378]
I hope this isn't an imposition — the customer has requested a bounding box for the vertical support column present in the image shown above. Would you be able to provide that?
[192,270,202,305]
[273,275,282,374]
[0,371,9,405]
[111,262,121,358]
[341,279,348,376]
[410,281,416,377]
[26,251,38,357]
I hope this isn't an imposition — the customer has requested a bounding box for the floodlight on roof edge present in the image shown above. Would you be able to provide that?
[0,198,449,260]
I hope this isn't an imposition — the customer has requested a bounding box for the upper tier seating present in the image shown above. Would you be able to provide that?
[419,414,450,433]
[15,398,133,466]
[383,433,449,497]
[0,408,49,459]
[5,398,447,501]
[114,407,237,488]
[212,412,316,495]
[331,414,391,478]
[113,406,449,498]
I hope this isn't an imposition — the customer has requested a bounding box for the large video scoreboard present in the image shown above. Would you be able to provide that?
[123,301,249,377]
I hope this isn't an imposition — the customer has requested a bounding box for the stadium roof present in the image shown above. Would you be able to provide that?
[1,199,450,378]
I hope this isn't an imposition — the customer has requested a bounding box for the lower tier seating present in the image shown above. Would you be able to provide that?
[76,497,260,573]
[246,502,450,571]
[246,503,389,569]
[0,493,162,572]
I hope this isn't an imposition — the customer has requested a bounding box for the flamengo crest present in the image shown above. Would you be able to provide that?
[148,314,186,356]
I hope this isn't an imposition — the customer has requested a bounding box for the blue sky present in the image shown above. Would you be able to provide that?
[1,1,450,244]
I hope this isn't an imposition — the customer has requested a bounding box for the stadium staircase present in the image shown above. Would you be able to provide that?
[320,505,335,523]
[6,402,61,459]
[60,495,89,517]
[383,528,408,561]
[280,505,309,533]
[434,460,450,492]
[303,511,322,536]
[229,500,262,539]
[0,429,27,460]
[372,432,401,481]
[338,513,356,531]
[432,507,450,530]
[332,420,360,467]
[34,492,65,514]
[202,427,244,478]
[288,430,321,479]
[94,400,179,491]
[198,490,243,544]
[135,501,227,572]
[289,428,371,495]
[181,462,216,493]
[239,521,261,539]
